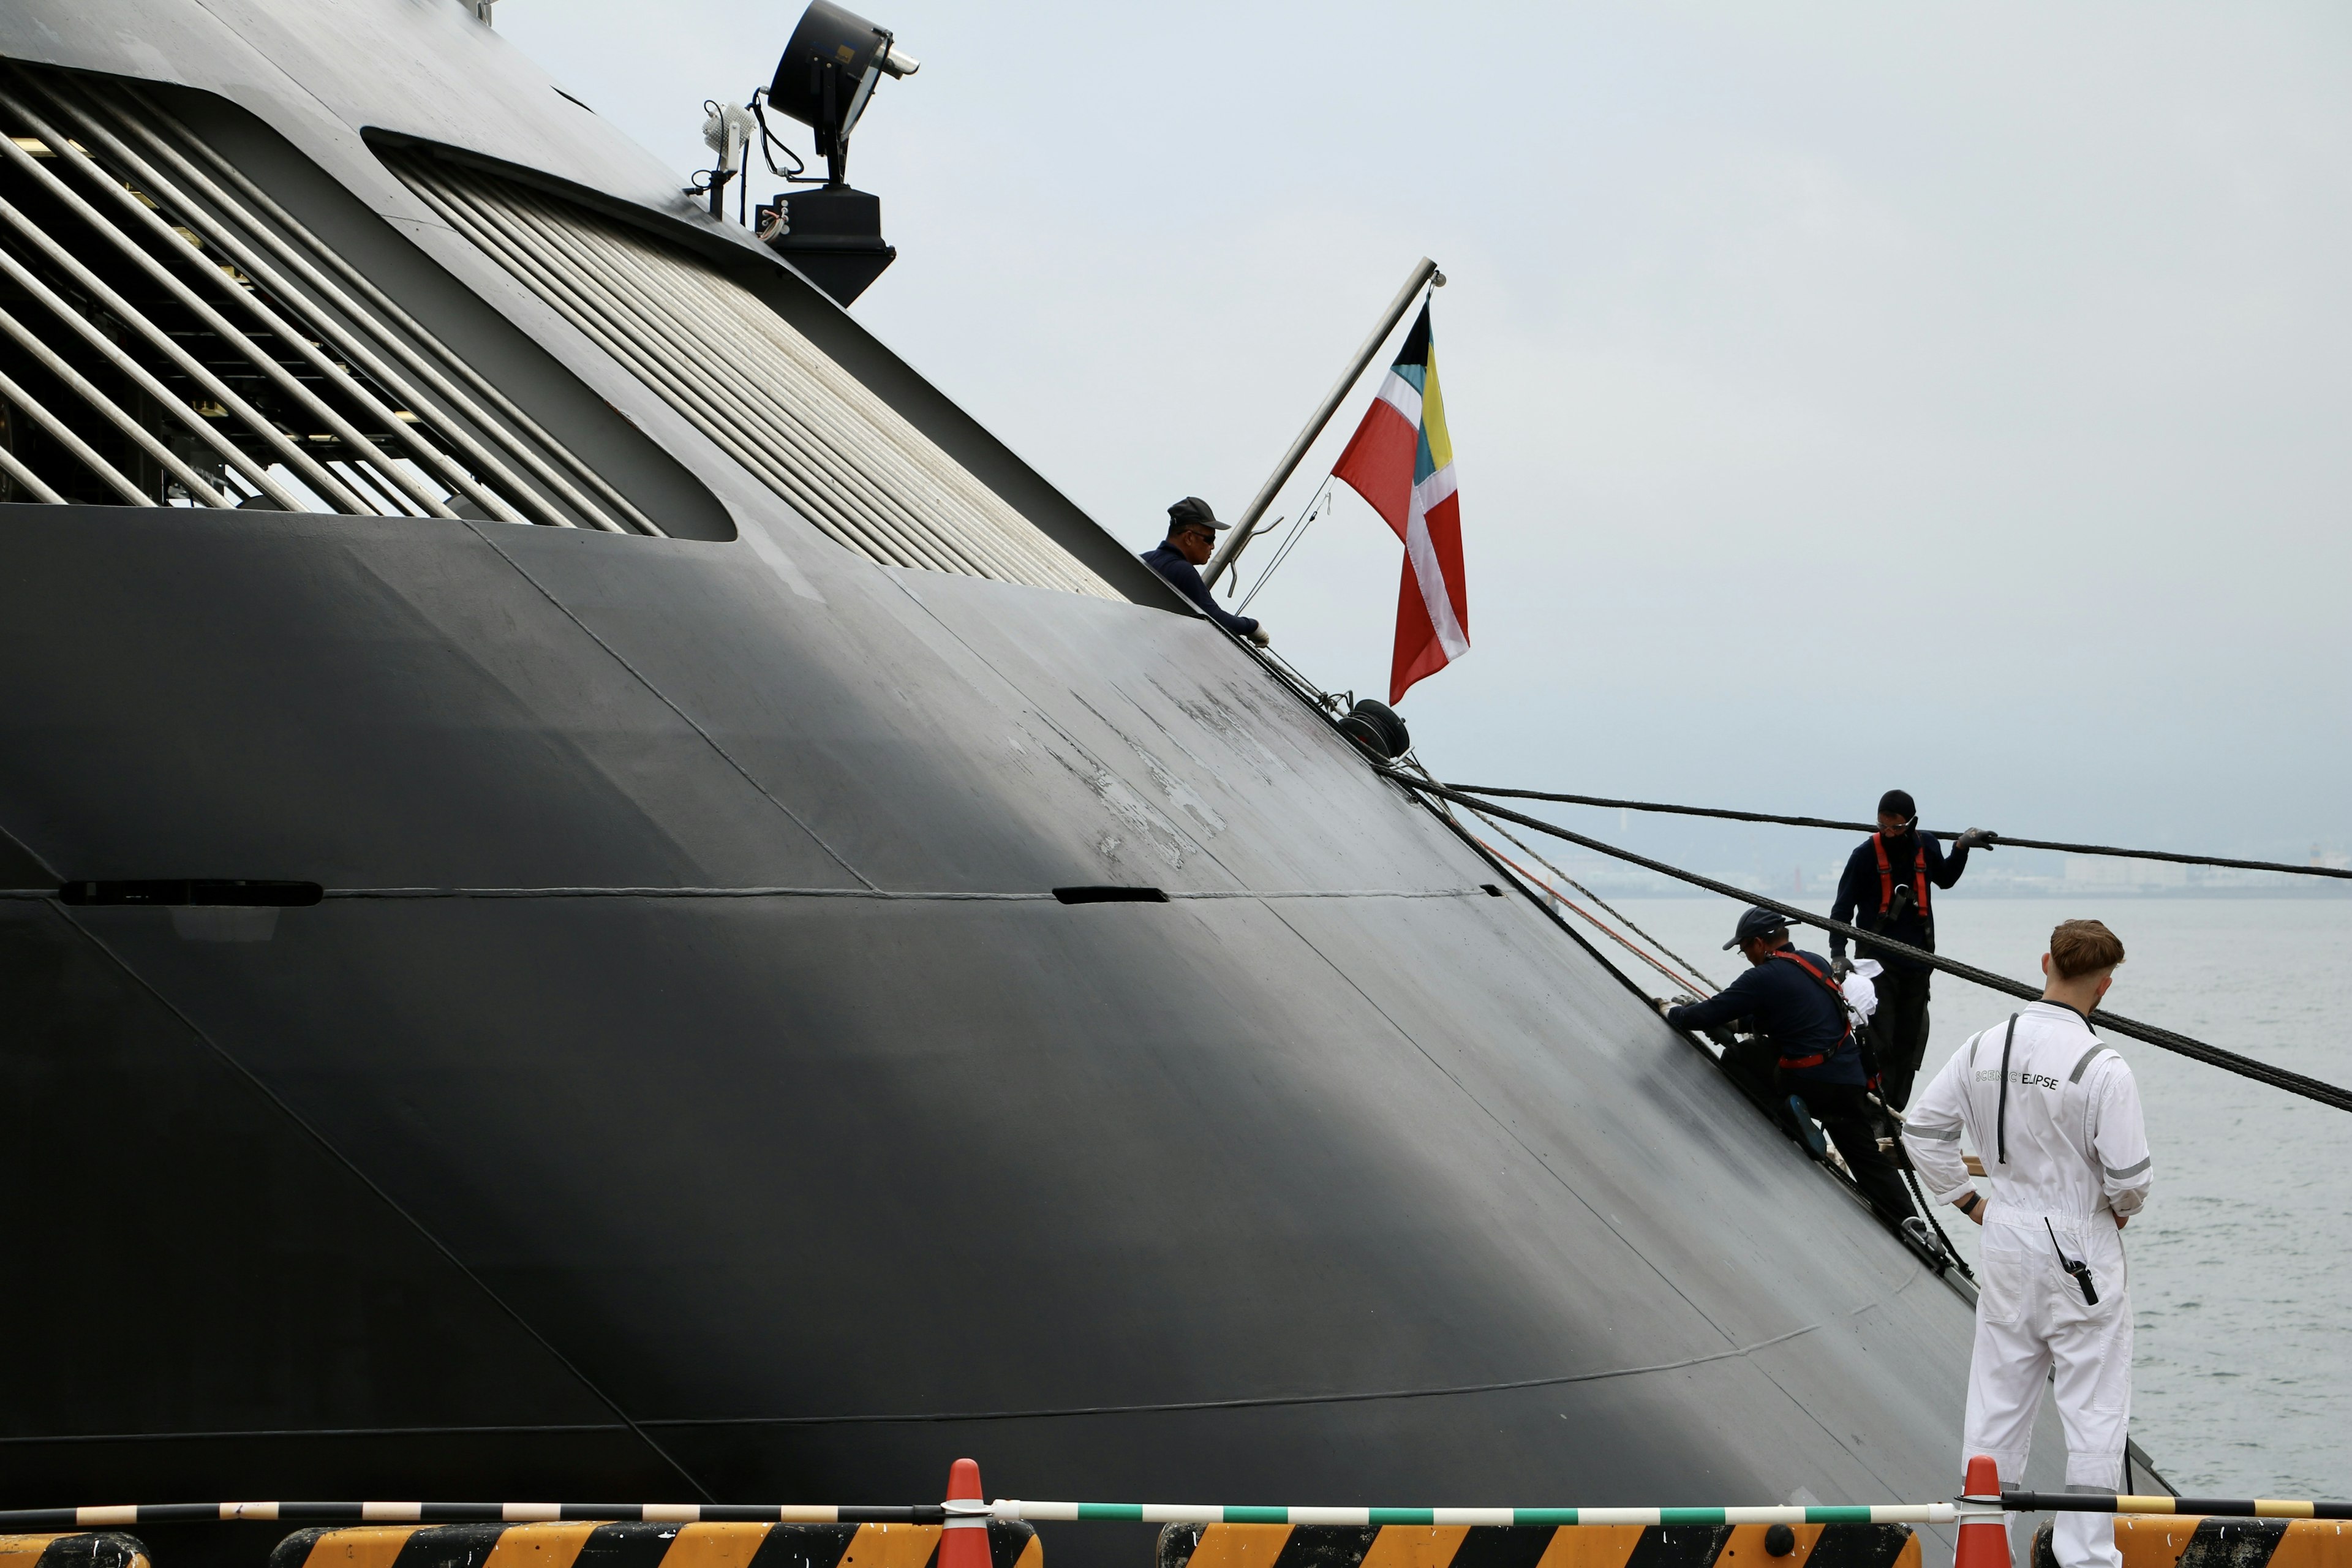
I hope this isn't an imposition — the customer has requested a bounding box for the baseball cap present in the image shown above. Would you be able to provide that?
[1167,496,1227,530]
[1723,905,1792,950]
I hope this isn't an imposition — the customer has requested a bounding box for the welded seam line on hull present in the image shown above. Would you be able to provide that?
[39,901,718,1502]
[1248,895,1750,1356]
[0,1321,1825,1447]
[466,521,879,891]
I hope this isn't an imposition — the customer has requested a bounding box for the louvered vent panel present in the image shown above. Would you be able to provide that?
[389,153,1118,599]
[0,65,659,531]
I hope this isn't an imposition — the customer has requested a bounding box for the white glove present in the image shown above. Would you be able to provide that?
[1248,626,1271,647]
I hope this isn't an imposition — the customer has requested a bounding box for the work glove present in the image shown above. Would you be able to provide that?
[1956,827,1996,851]
[1830,955,1854,981]
[1247,626,1272,647]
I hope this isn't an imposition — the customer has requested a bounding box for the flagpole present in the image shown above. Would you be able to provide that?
[1202,257,1441,590]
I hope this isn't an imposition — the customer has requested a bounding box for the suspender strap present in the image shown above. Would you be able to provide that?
[1763,949,1853,1070]
[1871,832,1932,923]
[1996,1013,2018,1165]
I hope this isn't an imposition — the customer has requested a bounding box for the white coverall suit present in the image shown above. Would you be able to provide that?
[1903,1001,2152,1568]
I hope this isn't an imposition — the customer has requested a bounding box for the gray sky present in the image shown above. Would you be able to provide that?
[500,1,2352,878]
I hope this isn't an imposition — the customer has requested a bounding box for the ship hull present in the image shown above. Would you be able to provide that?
[1,508,2054,1566]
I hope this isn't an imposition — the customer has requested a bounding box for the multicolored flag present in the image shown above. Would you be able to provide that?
[1331,301,1465,704]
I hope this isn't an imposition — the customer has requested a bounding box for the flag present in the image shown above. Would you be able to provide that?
[1330,301,1465,704]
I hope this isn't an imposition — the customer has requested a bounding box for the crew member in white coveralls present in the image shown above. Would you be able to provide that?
[1902,919,2151,1568]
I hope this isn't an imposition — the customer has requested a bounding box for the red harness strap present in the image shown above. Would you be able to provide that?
[1762,948,1853,1071]
[1872,831,1930,925]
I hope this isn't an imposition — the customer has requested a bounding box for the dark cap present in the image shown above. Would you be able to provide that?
[1723,905,1792,950]
[1878,789,1917,821]
[1167,496,1227,532]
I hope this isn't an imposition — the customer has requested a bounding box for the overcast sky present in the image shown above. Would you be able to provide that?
[499,1,2351,880]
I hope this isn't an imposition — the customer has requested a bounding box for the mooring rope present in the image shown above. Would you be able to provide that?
[1442,784,2352,883]
[1901,1167,1973,1282]
[1408,761,1723,993]
[1383,773,2352,1115]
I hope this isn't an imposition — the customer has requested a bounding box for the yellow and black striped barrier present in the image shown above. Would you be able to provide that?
[268,1521,1041,1568]
[2114,1517,2352,1568]
[0,1536,151,1568]
[1156,1520,1920,1568]
[2026,1517,2352,1568]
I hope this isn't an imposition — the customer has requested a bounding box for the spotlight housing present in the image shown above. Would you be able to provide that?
[758,0,914,306]
[767,1,916,189]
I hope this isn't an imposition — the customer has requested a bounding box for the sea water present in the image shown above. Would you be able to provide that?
[1586,896,2352,1498]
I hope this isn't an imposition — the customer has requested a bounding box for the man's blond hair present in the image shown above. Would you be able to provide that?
[2049,919,2126,980]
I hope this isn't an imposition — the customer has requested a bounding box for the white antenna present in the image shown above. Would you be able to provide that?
[699,100,758,217]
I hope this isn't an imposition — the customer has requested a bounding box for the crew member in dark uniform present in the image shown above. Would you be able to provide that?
[1140,497,1270,645]
[1828,789,1994,1110]
[1661,907,1915,1226]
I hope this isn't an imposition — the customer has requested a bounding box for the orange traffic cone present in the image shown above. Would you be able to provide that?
[1955,1455,2010,1568]
[941,1458,990,1568]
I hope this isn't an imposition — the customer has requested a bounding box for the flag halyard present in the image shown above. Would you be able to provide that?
[1332,302,1465,705]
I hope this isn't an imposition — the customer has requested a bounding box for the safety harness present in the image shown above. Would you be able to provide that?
[1872,831,1931,929]
[1762,949,1855,1071]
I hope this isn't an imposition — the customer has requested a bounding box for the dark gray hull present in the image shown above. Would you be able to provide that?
[4,508,2015,1555]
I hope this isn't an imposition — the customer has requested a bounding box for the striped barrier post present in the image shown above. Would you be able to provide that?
[1998,1494,2352,1523]
[1955,1458,2010,1568]
[26,1488,2352,1539]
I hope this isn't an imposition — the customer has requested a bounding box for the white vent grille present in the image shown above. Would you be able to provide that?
[392,155,1118,598]
[0,66,660,531]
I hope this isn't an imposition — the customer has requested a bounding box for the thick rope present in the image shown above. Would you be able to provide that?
[1408,761,1723,993]
[1443,783,2352,883]
[1902,1167,1973,1281]
[1384,772,2352,1114]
